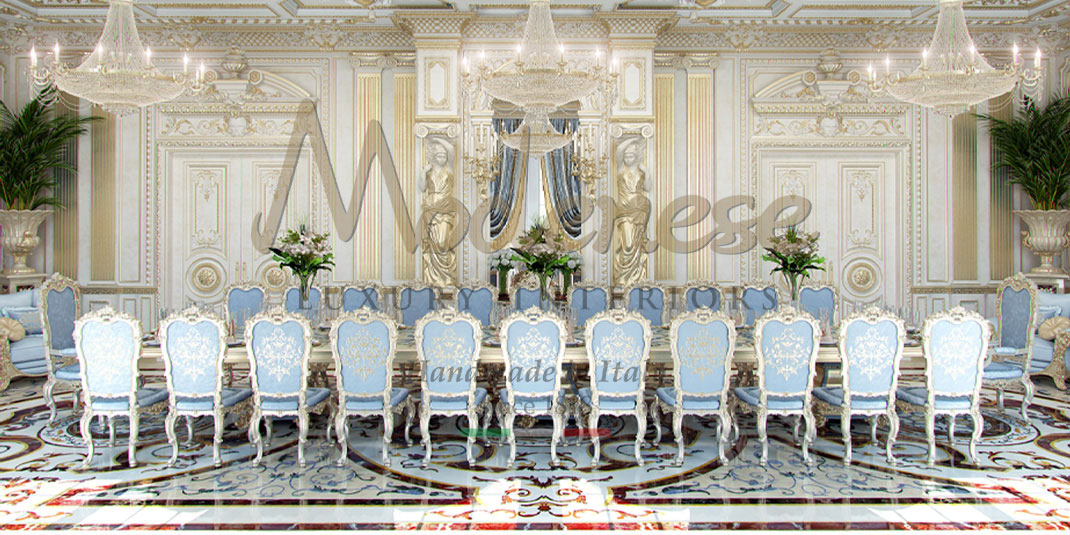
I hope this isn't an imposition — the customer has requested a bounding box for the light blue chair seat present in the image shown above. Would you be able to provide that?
[90,388,168,411]
[429,387,487,411]
[895,387,972,410]
[9,335,46,365]
[175,388,253,411]
[655,387,721,410]
[734,386,805,410]
[260,387,331,412]
[578,387,637,411]
[14,362,48,375]
[984,361,1025,380]
[812,387,889,410]
[992,346,1020,356]
[345,387,410,411]
[511,390,566,412]
[52,347,77,358]
[55,363,80,381]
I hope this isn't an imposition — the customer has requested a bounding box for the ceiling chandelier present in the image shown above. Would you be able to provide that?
[867,0,1042,117]
[28,0,206,115]
[467,0,614,154]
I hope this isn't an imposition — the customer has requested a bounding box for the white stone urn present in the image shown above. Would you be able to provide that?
[0,209,51,275]
[1015,209,1070,275]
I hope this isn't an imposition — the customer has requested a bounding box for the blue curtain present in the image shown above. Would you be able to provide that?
[491,119,523,239]
[544,118,582,238]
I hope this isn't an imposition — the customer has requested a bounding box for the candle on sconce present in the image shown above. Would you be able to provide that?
[145,46,151,65]
[53,42,60,59]
[183,54,189,74]
[867,62,873,82]
[479,48,486,63]
[884,55,890,75]
[29,46,37,69]
[1012,43,1020,65]
[968,44,976,67]
[921,48,929,69]
[462,56,469,74]
[1035,47,1041,68]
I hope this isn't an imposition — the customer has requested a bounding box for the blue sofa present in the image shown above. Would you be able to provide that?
[0,289,48,392]
[1028,291,1070,388]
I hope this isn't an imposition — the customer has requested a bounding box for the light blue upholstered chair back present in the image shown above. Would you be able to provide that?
[569,285,608,328]
[626,285,666,327]
[925,310,988,396]
[514,275,552,312]
[756,309,819,396]
[841,313,904,397]
[284,286,322,314]
[798,285,836,325]
[457,286,494,327]
[247,310,311,397]
[684,284,722,313]
[226,285,265,332]
[586,310,652,397]
[44,285,78,351]
[503,309,565,397]
[342,284,381,312]
[332,310,396,397]
[673,311,735,397]
[75,308,140,399]
[416,310,480,396]
[741,285,778,326]
[996,276,1036,351]
[398,285,437,327]
[160,309,226,397]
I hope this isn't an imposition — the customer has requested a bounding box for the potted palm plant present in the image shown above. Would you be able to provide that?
[0,86,94,275]
[979,94,1070,274]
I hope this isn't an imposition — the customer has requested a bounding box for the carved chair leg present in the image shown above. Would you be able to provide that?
[335,412,348,467]
[757,410,769,467]
[166,410,180,467]
[80,409,95,470]
[969,409,982,465]
[841,409,852,465]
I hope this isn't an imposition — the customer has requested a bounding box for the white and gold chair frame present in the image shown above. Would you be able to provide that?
[579,308,654,466]
[73,307,164,469]
[414,308,493,467]
[39,273,82,423]
[986,273,1037,420]
[897,307,992,465]
[244,306,333,467]
[735,306,822,466]
[159,307,251,468]
[496,307,570,467]
[1043,329,1070,391]
[681,281,725,312]
[328,308,415,467]
[797,282,839,320]
[341,281,385,312]
[652,308,738,466]
[814,307,906,465]
[224,282,267,330]
[623,282,671,328]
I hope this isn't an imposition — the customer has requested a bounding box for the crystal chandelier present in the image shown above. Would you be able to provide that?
[466,0,615,154]
[28,0,206,115]
[867,0,1043,117]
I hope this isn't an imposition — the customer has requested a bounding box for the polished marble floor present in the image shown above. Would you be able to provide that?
[2,376,1070,530]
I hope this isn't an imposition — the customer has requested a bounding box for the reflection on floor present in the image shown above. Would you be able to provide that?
[1,376,1070,530]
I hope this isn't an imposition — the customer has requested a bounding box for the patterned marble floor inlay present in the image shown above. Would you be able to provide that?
[2,376,1070,530]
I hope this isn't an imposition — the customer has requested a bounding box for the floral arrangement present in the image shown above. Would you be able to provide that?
[269,226,335,303]
[761,226,825,301]
[490,251,516,294]
[508,219,580,300]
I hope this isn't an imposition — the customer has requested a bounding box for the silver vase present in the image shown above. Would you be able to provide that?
[0,209,51,275]
[1015,209,1070,275]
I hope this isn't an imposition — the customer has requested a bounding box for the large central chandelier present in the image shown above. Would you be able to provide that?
[28,0,206,115]
[868,0,1042,117]
[469,0,612,154]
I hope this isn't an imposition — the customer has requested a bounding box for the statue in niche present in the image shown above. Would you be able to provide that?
[420,138,459,287]
[613,137,650,287]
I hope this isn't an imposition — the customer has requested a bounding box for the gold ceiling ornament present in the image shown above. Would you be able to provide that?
[28,0,208,116]
[865,0,1043,117]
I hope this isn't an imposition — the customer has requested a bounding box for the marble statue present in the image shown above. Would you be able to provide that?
[420,138,459,287]
[613,138,650,287]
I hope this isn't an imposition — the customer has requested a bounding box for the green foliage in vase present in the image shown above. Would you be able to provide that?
[0,86,97,211]
[978,93,1070,211]
[269,226,336,281]
[761,226,826,298]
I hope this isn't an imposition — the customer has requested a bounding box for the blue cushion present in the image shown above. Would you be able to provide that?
[510,390,566,412]
[91,388,168,411]
[1037,305,1062,324]
[734,386,805,410]
[812,387,889,410]
[55,363,80,381]
[13,362,47,375]
[259,387,331,412]
[175,388,254,411]
[895,387,973,410]
[3,306,42,335]
[8,335,45,365]
[984,361,1025,380]
[344,387,410,411]
[429,387,488,411]
[992,346,1020,356]
[656,387,721,410]
[0,289,34,310]
[577,386,637,411]
[1031,335,1054,365]
[52,347,77,358]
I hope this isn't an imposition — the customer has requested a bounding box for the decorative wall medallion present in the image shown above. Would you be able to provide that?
[263,265,287,291]
[844,259,880,294]
[190,263,222,293]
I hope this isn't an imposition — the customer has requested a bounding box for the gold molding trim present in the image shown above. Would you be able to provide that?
[910,286,998,295]
[80,286,159,295]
